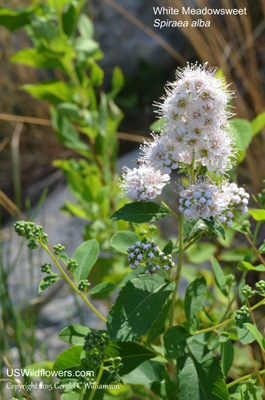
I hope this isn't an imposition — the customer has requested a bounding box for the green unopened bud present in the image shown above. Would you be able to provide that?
[78,279,90,291]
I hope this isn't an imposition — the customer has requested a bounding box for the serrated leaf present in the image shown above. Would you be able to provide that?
[177,341,229,400]
[184,276,207,321]
[110,202,169,223]
[58,325,90,346]
[54,346,82,371]
[123,360,165,386]
[38,276,60,294]
[147,300,172,344]
[211,257,229,296]
[107,276,174,341]
[110,230,138,253]
[204,219,226,239]
[105,341,156,375]
[163,326,191,359]
[73,239,99,283]
[221,339,234,377]
[244,323,265,351]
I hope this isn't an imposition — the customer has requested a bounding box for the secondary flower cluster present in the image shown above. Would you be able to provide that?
[119,164,170,201]
[127,240,175,275]
[179,179,249,226]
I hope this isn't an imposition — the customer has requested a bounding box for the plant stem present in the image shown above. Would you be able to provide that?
[157,197,179,221]
[190,152,196,183]
[227,368,265,389]
[39,243,107,323]
[196,296,265,335]
[88,363,104,400]
[169,213,184,327]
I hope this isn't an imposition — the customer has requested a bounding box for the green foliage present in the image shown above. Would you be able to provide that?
[110,231,138,253]
[184,276,207,321]
[110,201,169,223]
[163,326,191,359]
[211,257,229,297]
[73,239,99,283]
[176,341,229,400]
[38,276,60,293]
[58,325,90,346]
[107,276,174,341]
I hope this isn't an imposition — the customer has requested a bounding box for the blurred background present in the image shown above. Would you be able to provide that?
[0,0,265,399]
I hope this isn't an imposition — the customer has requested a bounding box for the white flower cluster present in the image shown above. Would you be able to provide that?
[179,179,249,226]
[148,62,235,174]
[127,241,175,275]
[119,164,170,201]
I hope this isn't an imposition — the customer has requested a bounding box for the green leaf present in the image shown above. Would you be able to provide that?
[163,326,191,359]
[237,261,265,272]
[211,257,229,297]
[56,103,83,121]
[22,81,73,104]
[177,341,229,400]
[230,119,253,150]
[110,202,169,223]
[147,300,172,344]
[0,7,34,31]
[123,360,165,387]
[150,118,167,133]
[162,240,173,255]
[78,14,94,38]
[221,339,234,377]
[229,381,263,400]
[90,62,104,86]
[248,209,265,221]
[186,242,216,264]
[251,111,265,136]
[74,37,99,56]
[220,248,251,262]
[107,276,174,341]
[58,325,90,346]
[204,219,225,239]
[236,317,255,345]
[105,341,156,375]
[59,253,68,264]
[184,276,207,321]
[111,66,124,97]
[38,276,60,294]
[110,230,138,253]
[51,108,90,154]
[244,323,265,351]
[73,239,99,283]
[11,48,63,70]
[24,361,54,376]
[87,282,117,298]
[62,2,78,37]
[54,346,83,371]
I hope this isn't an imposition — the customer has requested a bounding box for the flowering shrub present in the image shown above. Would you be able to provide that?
[11,63,265,400]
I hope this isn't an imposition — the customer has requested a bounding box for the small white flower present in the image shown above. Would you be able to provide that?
[119,163,170,201]
[226,220,233,227]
